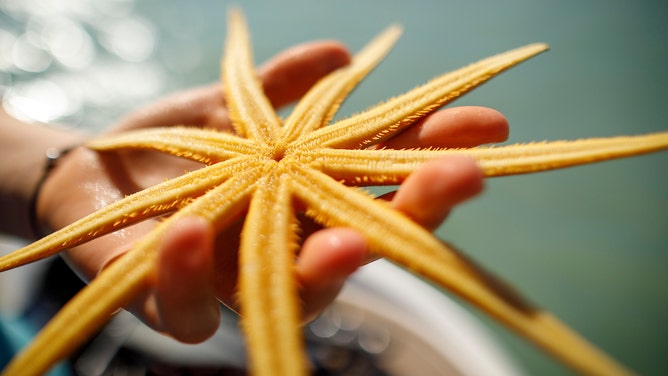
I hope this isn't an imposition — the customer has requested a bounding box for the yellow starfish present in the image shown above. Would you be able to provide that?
[1,8,667,376]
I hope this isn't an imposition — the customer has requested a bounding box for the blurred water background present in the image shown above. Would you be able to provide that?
[1,1,666,375]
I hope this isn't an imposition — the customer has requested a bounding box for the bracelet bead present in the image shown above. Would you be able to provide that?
[28,147,74,239]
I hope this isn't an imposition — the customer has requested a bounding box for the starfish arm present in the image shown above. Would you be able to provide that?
[238,170,306,376]
[295,43,548,150]
[305,147,445,185]
[281,25,402,142]
[4,7,663,375]
[222,9,281,144]
[87,127,261,164]
[0,157,254,272]
[469,131,668,176]
[1,163,263,376]
[290,164,632,376]
[1,231,156,376]
[305,131,668,186]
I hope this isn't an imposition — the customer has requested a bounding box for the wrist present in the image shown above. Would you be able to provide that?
[0,110,86,239]
[28,146,77,238]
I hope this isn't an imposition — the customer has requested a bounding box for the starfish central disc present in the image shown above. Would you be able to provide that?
[268,141,290,162]
[1,7,666,376]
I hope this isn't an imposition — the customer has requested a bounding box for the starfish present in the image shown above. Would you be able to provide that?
[1,8,667,376]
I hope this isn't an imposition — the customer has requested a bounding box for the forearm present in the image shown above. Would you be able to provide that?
[0,109,86,239]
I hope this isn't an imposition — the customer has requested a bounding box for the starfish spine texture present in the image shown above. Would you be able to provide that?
[1,8,667,376]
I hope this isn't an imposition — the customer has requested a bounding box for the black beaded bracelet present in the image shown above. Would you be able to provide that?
[28,147,75,239]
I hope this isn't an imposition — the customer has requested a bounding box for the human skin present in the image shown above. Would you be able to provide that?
[0,40,508,343]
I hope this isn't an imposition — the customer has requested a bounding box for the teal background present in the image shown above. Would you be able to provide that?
[183,3,666,375]
[3,1,667,375]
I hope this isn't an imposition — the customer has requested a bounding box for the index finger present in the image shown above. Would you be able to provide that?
[378,106,509,149]
[113,41,351,132]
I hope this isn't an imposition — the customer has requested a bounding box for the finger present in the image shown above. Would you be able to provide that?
[113,41,350,132]
[108,83,227,132]
[379,106,509,149]
[296,228,367,321]
[258,40,351,108]
[155,216,221,343]
[206,40,351,129]
[391,155,484,231]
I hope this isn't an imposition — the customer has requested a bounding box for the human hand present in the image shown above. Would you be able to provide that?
[37,40,508,343]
